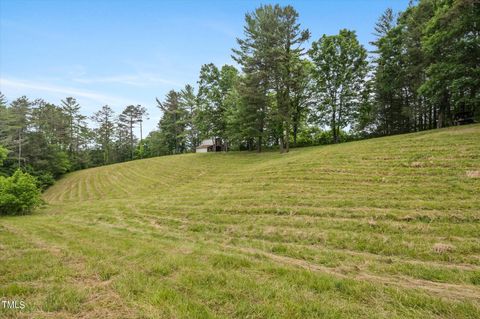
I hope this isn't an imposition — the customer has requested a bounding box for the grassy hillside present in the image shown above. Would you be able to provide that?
[1,125,480,318]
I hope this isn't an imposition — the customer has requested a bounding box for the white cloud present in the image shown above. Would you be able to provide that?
[0,77,136,106]
[72,73,182,87]
[0,77,162,134]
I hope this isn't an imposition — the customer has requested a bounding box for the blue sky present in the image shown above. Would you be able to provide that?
[0,0,409,134]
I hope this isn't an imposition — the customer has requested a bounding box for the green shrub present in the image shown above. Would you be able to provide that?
[0,170,42,216]
[33,171,55,190]
[296,128,356,146]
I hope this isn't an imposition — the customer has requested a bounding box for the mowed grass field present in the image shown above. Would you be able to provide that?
[1,125,480,318]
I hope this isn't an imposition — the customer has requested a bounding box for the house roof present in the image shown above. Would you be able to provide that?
[197,139,215,149]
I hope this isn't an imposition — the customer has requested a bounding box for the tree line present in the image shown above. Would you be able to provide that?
[146,0,478,155]
[1,0,478,191]
[0,95,149,187]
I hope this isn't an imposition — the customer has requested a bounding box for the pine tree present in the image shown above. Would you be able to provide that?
[60,97,81,157]
[156,91,188,154]
[179,84,199,152]
[92,105,115,164]
[119,105,141,160]
[233,4,309,152]
[8,96,31,167]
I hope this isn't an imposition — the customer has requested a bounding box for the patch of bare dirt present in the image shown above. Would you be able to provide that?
[466,170,480,178]
[432,243,455,254]
[410,161,424,168]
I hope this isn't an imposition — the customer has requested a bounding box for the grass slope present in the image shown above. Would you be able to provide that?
[1,125,480,318]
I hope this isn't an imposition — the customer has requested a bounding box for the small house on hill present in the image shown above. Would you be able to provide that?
[196,138,225,153]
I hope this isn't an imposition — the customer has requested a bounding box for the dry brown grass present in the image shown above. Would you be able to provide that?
[432,243,455,254]
[466,170,480,178]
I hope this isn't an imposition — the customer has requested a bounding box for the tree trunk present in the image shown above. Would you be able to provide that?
[437,91,450,129]
[446,99,452,126]
[293,125,298,147]
[437,110,444,129]
[428,103,432,129]
[279,133,285,153]
[130,121,134,160]
[285,122,290,153]
[139,121,143,159]
[18,129,22,167]
[332,108,338,143]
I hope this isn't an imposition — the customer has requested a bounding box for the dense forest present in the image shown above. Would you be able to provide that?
[0,0,478,191]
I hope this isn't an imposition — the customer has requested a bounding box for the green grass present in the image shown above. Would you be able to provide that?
[1,124,480,318]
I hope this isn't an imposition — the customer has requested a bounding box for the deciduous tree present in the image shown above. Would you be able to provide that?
[309,29,368,143]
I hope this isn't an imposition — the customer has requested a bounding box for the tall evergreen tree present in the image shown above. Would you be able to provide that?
[136,106,149,143]
[197,63,223,148]
[113,120,131,162]
[60,97,81,157]
[30,101,67,147]
[156,91,188,154]
[92,105,115,164]
[0,93,14,148]
[233,4,309,152]
[179,84,199,152]
[119,105,141,160]
[8,96,31,167]
[370,8,403,135]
